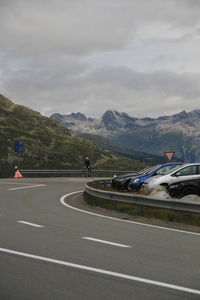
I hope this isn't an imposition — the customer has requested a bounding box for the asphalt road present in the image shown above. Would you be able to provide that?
[0,177,200,300]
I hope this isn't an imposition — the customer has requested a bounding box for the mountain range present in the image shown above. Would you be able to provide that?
[0,94,147,177]
[51,109,200,162]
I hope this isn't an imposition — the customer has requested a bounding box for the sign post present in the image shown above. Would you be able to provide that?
[14,141,24,153]
[164,151,175,162]
[14,141,24,172]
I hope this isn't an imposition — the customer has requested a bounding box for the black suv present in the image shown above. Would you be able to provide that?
[167,178,200,198]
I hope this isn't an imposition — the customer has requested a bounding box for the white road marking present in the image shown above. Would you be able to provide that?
[82,237,131,248]
[60,191,200,237]
[8,184,46,191]
[17,221,44,228]
[0,247,200,295]
[0,182,32,185]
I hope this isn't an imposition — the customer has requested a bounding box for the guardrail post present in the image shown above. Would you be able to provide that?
[136,205,143,216]
[111,200,117,210]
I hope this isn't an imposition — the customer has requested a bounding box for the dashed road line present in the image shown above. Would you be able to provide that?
[0,182,36,185]
[17,221,44,228]
[8,184,46,191]
[82,237,131,248]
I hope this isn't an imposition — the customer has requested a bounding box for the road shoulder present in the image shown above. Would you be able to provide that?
[66,192,200,234]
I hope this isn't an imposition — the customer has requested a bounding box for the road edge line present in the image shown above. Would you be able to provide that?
[60,191,200,236]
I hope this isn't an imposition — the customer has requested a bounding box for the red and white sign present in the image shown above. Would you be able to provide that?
[164,151,175,161]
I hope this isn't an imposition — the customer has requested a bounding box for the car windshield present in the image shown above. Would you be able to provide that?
[156,165,178,175]
[164,164,186,175]
[143,165,161,175]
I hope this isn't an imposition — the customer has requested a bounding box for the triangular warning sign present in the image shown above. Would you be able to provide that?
[164,152,175,161]
[14,169,24,178]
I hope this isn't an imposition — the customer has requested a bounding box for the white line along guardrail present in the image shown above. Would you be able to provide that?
[85,181,200,214]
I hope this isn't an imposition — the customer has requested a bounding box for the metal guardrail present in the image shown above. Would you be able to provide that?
[85,180,200,214]
[21,170,85,175]
[20,169,134,175]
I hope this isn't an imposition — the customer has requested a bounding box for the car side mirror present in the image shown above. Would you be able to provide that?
[173,172,180,177]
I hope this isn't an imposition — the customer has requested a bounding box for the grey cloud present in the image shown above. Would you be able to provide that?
[83,66,200,98]
[2,63,200,117]
[1,0,200,119]
[1,0,200,58]
[0,0,136,57]
[3,55,88,91]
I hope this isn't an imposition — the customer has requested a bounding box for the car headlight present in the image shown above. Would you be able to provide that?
[133,178,140,183]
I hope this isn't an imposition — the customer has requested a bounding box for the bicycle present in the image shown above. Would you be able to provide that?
[85,166,92,177]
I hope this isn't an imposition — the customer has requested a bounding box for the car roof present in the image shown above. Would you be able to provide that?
[166,163,200,174]
[116,163,184,180]
[129,162,183,179]
[145,162,182,173]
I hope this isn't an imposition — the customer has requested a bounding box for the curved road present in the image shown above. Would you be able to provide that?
[0,177,200,300]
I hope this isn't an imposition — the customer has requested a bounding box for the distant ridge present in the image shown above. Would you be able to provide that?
[51,109,200,162]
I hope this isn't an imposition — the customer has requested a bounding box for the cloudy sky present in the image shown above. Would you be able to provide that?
[1,0,200,118]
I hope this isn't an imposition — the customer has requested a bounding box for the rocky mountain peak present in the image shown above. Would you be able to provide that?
[121,112,137,122]
[100,110,134,130]
[101,110,117,121]
[50,113,64,122]
[101,109,134,121]
[100,110,119,130]
[69,112,87,121]
[172,110,188,121]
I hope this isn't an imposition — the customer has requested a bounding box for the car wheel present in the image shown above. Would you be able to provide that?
[124,179,131,190]
[181,187,199,198]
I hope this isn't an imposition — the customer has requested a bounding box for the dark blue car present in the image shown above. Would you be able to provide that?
[128,162,183,191]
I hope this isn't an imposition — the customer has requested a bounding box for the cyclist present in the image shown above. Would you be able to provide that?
[84,157,92,177]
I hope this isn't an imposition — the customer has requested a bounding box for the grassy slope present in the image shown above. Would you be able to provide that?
[0,94,147,177]
[79,133,168,164]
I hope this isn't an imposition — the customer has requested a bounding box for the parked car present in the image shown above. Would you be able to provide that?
[111,166,152,190]
[128,162,183,191]
[144,163,200,190]
[167,178,200,198]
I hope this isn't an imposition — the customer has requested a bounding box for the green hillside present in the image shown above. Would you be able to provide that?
[79,133,168,164]
[112,131,191,162]
[0,94,147,177]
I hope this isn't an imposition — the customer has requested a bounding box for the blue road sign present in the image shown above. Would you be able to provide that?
[14,141,24,153]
